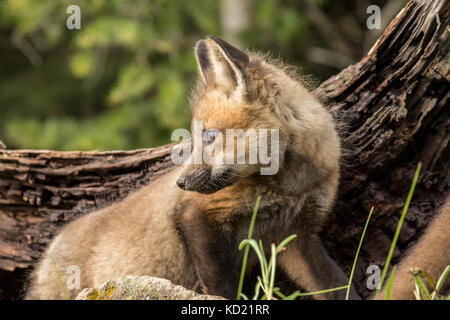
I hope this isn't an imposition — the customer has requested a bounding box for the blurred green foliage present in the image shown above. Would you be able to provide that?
[0,0,395,150]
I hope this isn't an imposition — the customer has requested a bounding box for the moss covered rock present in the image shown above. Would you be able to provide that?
[76,276,226,300]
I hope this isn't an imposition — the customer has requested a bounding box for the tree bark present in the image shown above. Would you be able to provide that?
[0,0,448,299]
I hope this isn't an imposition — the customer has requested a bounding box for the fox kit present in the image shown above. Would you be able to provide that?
[377,199,450,299]
[26,36,360,300]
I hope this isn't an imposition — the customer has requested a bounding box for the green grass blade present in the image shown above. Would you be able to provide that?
[236,196,261,300]
[268,244,277,299]
[376,162,421,297]
[385,265,397,300]
[273,287,287,299]
[257,239,269,275]
[50,257,70,300]
[252,281,262,300]
[415,269,436,290]
[283,290,303,300]
[346,206,374,300]
[240,239,268,281]
[276,234,297,252]
[432,265,450,299]
[295,285,348,297]
[239,293,249,300]
[258,239,267,265]
[413,273,432,300]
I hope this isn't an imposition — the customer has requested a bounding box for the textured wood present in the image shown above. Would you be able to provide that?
[0,0,448,299]
[314,0,449,297]
[0,147,175,271]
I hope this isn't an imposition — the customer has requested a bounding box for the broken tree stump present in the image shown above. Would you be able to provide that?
[0,0,448,299]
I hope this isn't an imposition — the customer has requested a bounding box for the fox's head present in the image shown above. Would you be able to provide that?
[175,36,292,194]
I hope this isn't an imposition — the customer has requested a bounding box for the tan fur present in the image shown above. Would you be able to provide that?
[377,199,450,300]
[27,36,356,300]
[26,168,197,299]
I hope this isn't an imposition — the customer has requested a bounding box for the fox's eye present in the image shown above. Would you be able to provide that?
[203,129,219,145]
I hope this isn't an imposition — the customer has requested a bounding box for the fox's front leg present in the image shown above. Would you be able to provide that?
[278,234,361,300]
[174,205,240,299]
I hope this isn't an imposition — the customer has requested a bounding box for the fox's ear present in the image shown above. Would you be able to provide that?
[195,36,249,95]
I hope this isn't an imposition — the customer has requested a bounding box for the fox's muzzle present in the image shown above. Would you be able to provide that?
[177,167,234,194]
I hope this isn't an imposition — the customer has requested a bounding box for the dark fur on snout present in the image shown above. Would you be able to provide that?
[177,168,234,194]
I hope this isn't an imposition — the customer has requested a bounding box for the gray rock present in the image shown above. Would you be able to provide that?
[76,276,226,300]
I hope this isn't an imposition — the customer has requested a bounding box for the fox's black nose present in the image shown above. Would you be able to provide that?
[176,177,187,189]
